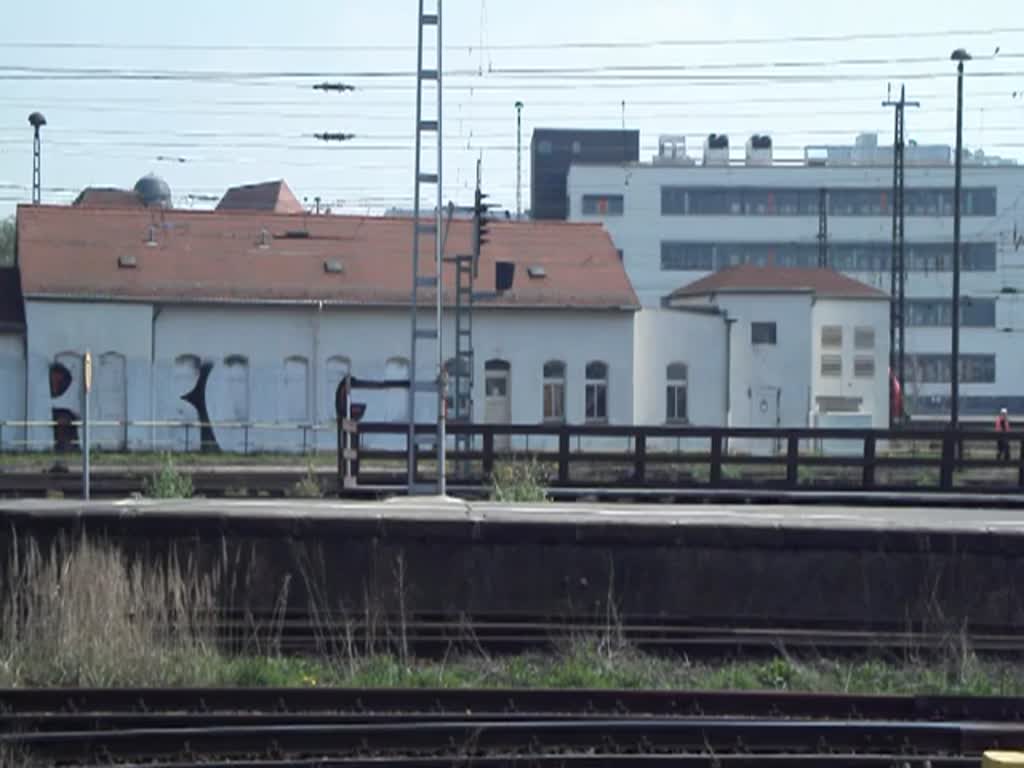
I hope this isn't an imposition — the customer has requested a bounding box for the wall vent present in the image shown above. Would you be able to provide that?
[258,228,271,248]
[324,259,343,274]
[527,265,547,279]
[117,254,138,269]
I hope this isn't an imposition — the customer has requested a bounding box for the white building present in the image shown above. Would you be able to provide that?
[568,132,1024,421]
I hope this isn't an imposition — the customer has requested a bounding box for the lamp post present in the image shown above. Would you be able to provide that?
[28,111,46,205]
[950,48,971,429]
[515,101,524,219]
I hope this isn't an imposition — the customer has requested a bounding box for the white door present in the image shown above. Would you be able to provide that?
[484,361,511,451]
[96,352,127,450]
[751,386,780,456]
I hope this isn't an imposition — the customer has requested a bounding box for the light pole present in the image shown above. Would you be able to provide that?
[28,111,46,205]
[950,48,971,429]
[515,101,524,219]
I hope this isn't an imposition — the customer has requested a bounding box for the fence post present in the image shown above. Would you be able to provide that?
[243,424,249,456]
[301,425,309,456]
[710,434,723,486]
[558,428,570,485]
[862,435,876,489]
[939,433,955,491]
[482,430,495,480]
[785,435,799,488]
[0,422,4,453]
[1018,438,1024,490]
[634,432,647,485]
[184,423,190,453]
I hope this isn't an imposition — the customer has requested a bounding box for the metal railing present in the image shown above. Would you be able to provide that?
[343,422,1024,494]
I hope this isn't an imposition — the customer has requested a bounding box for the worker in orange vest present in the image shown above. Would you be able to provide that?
[996,408,1011,462]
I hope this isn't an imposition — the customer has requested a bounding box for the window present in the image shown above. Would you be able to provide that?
[821,325,843,349]
[907,354,996,383]
[542,360,566,422]
[906,298,997,327]
[751,322,777,345]
[584,361,608,423]
[665,362,688,423]
[854,327,875,350]
[582,194,624,216]
[224,355,250,422]
[821,354,842,378]
[283,356,309,422]
[661,242,713,271]
[537,140,552,155]
[854,356,875,378]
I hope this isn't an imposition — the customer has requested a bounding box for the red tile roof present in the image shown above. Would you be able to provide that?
[669,265,887,300]
[72,187,143,208]
[16,205,639,310]
[216,180,304,214]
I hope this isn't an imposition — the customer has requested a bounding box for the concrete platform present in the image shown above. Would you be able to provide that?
[4,497,1024,630]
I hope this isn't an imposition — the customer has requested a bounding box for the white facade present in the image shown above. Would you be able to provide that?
[567,137,1024,419]
[21,299,637,452]
[0,332,25,449]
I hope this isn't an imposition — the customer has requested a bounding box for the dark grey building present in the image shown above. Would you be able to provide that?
[530,129,639,220]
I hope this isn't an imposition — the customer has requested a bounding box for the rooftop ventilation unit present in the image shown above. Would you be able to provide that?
[703,134,729,166]
[653,135,695,165]
[745,134,773,166]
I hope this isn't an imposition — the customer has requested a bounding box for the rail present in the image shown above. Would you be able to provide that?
[344,422,1024,494]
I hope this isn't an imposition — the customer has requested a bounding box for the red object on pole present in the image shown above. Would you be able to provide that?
[889,368,903,422]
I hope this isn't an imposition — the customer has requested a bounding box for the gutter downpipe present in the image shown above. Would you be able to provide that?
[312,300,322,452]
[150,304,162,451]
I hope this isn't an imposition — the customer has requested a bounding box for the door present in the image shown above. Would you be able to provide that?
[751,386,780,456]
[96,352,127,450]
[484,360,511,451]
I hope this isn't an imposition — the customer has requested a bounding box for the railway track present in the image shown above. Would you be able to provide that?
[2,688,1023,766]
[198,612,1024,658]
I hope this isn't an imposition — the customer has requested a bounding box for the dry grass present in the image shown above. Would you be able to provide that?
[0,535,219,687]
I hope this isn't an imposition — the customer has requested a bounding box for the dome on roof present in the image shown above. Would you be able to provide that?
[133,173,172,208]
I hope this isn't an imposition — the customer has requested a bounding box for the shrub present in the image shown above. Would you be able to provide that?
[489,459,548,502]
[143,454,193,498]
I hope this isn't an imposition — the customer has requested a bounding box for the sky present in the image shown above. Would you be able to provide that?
[1,0,1022,217]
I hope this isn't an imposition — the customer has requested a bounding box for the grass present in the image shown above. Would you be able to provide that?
[0,535,1022,694]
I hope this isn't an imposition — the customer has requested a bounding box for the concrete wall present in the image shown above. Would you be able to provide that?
[0,332,25,449]
[811,298,891,427]
[24,301,153,451]
[566,161,1024,414]
[632,307,727,432]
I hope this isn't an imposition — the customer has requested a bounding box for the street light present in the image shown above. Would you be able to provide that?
[950,48,971,429]
[28,111,46,205]
[515,101,524,219]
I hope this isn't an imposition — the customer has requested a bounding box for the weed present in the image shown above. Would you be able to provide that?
[490,458,548,502]
[143,454,194,499]
[288,463,324,499]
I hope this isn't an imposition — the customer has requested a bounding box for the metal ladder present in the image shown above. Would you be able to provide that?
[407,0,445,495]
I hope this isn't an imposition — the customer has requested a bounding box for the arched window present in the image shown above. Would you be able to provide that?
[584,361,608,423]
[444,357,472,422]
[325,355,351,420]
[224,355,250,422]
[666,362,688,424]
[542,360,566,422]
[97,352,127,448]
[384,357,410,421]
[283,356,309,422]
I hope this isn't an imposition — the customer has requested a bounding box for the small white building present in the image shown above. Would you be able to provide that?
[665,266,891,439]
